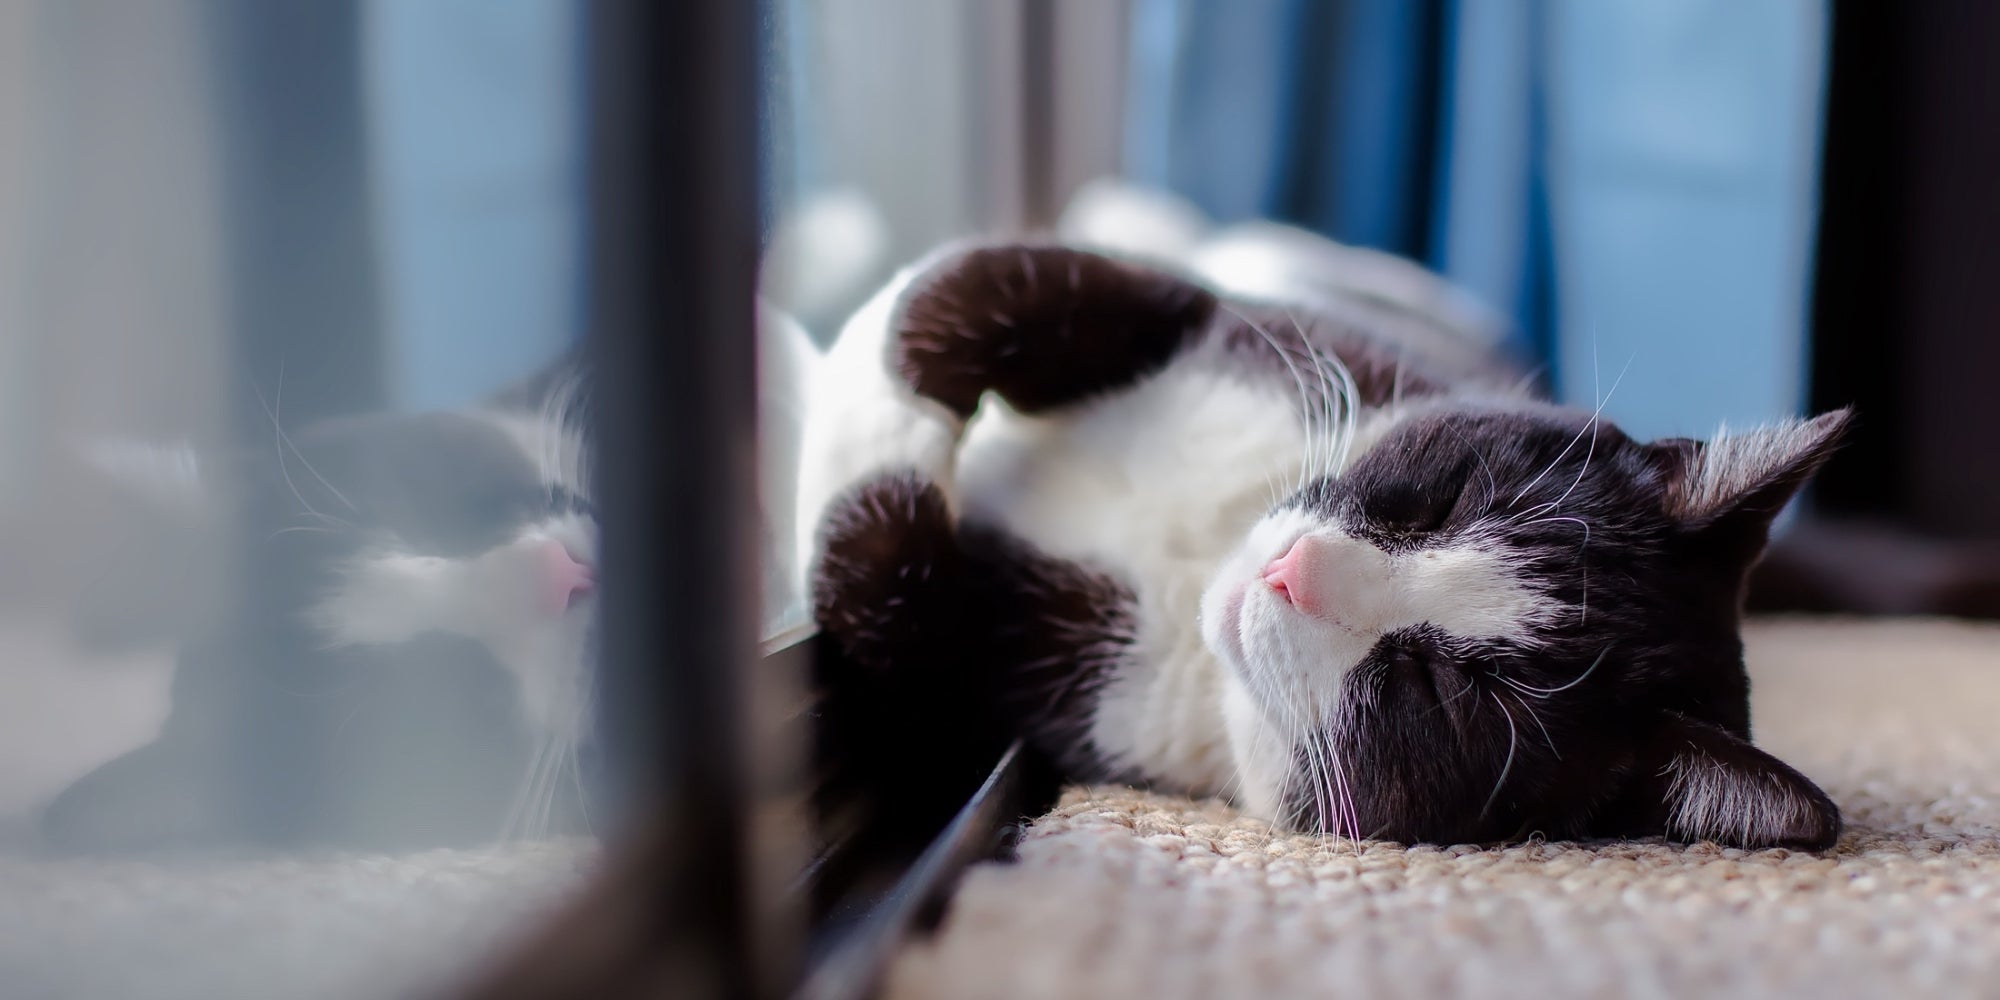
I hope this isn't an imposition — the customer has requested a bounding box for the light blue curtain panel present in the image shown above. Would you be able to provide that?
[1126,0,1831,440]
[363,0,583,411]
[1539,2,1828,440]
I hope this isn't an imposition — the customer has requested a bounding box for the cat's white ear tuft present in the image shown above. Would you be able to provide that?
[79,437,209,512]
[1650,714,1842,851]
[1656,410,1840,528]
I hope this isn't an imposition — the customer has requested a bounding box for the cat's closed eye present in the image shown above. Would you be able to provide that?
[1360,480,1462,536]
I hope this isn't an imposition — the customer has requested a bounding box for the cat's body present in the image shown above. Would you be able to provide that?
[800,237,1848,849]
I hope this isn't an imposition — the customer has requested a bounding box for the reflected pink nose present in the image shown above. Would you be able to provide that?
[538,540,595,614]
[1263,536,1325,616]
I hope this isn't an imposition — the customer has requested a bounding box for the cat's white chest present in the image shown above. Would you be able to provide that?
[956,358,1305,793]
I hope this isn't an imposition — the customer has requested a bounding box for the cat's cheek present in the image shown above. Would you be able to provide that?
[1197,578,1251,669]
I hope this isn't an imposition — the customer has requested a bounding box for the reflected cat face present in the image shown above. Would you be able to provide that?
[50,370,603,851]
[273,404,599,743]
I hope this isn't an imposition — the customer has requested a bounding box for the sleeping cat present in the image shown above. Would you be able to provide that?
[798,239,1850,850]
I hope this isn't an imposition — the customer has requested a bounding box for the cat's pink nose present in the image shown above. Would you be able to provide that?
[1263,536,1325,616]
[538,540,594,614]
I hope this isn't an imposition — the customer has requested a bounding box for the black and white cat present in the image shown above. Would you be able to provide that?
[798,237,1849,850]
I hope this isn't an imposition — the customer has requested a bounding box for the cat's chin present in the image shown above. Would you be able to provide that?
[1218,672,1291,822]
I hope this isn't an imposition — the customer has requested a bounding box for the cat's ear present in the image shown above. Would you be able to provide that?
[1619,712,1841,850]
[1649,408,1852,563]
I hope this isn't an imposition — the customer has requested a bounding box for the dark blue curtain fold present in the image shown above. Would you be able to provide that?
[1126,0,1830,441]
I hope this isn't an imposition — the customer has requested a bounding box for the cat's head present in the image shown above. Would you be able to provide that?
[272,404,600,742]
[1203,402,1851,850]
[77,372,599,744]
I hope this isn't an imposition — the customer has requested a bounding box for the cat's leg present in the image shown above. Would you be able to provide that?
[798,247,1178,797]
[793,262,971,622]
[892,245,1218,419]
[798,244,1217,664]
[794,268,1013,838]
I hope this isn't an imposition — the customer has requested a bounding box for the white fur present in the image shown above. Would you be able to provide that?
[1664,749,1817,846]
[958,357,1309,791]
[1671,412,1842,520]
[760,186,892,329]
[310,513,597,741]
[793,254,968,590]
[758,304,820,631]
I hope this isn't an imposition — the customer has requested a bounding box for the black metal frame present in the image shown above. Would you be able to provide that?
[581,2,1036,998]
[584,0,781,995]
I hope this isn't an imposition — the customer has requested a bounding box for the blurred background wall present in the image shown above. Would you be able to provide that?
[0,0,229,834]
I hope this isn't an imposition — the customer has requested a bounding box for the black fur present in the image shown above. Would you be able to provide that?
[898,246,1216,417]
[810,471,1137,843]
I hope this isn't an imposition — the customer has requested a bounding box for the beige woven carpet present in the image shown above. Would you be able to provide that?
[886,618,2000,1000]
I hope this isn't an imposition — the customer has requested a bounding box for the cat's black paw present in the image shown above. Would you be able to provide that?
[896,245,1215,417]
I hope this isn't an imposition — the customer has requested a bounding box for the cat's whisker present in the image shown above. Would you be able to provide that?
[1325,338,1362,477]
[1478,690,1519,821]
[1488,671,1541,700]
[1239,701,1293,853]
[1521,514,1591,537]
[1276,312,1333,484]
[1212,682,1272,809]
[1284,308,1357,482]
[1423,673,1480,717]
[1520,514,1593,622]
[536,746,560,838]
[253,380,336,528]
[267,525,333,540]
[1324,727,1361,848]
[1510,500,1560,524]
[1277,672,1359,849]
[1507,687,1560,759]
[1272,685,1327,841]
[1440,419,1500,517]
[1294,707,1331,840]
[1223,305,1322,496]
[1499,646,1612,698]
[258,368,361,515]
[501,730,552,842]
[1506,353,1634,511]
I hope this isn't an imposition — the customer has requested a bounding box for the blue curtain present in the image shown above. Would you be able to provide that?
[363,0,584,411]
[1126,0,1830,441]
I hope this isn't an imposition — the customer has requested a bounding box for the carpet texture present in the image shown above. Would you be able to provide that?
[886,618,2000,1000]
[0,839,595,1000]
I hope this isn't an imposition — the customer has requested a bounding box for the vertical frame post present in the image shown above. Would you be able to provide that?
[586,0,788,996]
